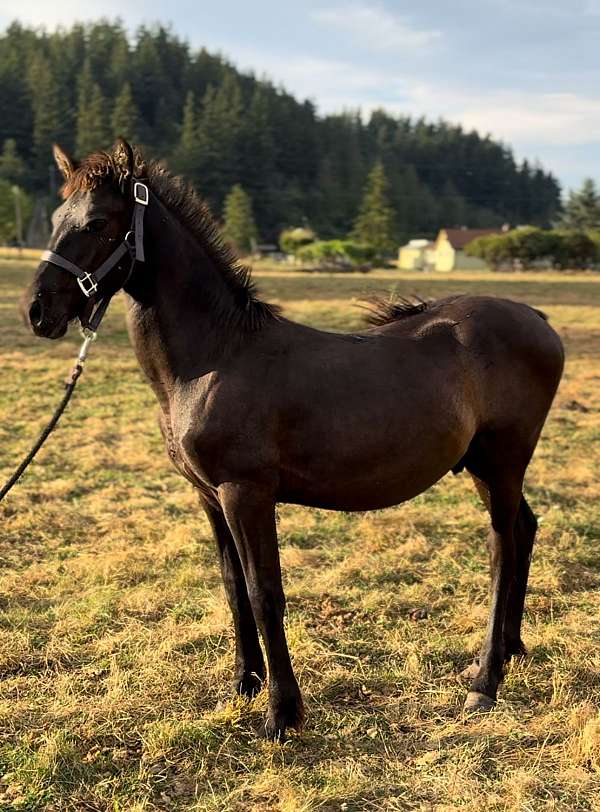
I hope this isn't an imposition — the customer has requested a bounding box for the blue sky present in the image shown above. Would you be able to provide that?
[1,0,598,192]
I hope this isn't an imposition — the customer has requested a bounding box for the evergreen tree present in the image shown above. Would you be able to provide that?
[76,65,110,156]
[171,91,201,179]
[316,112,364,237]
[195,72,245,207]
[111,83,141,143]
[392,165,438,243]
[222,184,258,254]
[557,178,600,230]
[315,155,345,237]
[0,138,25,183]
[239,85,276,229]
[28,54,61,185]
[46,26,83,152]
[109,35,132,94]
[0,22,35,156]
[352,161,397,258]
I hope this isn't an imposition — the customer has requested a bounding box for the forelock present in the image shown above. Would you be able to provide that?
[61,151,119,199]
[61,144,146,199]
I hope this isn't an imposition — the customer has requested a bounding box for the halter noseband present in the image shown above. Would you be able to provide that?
[40,180,150,334]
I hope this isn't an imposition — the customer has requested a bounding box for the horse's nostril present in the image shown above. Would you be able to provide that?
[29,300,43,327]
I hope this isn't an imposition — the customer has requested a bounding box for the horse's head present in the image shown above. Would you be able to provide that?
[27,139,137,338]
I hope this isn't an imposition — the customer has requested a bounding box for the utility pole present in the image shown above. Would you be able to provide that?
[12,185,23,252]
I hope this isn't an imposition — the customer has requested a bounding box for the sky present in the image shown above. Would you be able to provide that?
[0,0,598,193]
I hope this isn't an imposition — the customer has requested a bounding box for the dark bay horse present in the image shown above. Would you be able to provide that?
[26,140,564,740]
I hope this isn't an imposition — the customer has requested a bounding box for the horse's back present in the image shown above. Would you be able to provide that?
[372,294,564,402]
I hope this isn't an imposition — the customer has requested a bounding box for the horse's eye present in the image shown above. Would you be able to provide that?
[85,219,108,233]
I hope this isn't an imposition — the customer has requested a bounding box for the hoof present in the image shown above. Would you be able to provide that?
[504,639,527,660]
[235,670,265,699]
[259,717,287,743]
[463,691,496,714]
[259,695,305,742]
[460,660,481,680]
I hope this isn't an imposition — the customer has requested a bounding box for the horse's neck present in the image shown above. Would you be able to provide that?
[124,198,243,403]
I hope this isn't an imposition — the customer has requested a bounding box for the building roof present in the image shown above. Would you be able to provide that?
[440,228,503,250]
[407,239,434,248]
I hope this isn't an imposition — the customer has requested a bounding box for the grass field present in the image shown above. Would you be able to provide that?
[0,262,599,811]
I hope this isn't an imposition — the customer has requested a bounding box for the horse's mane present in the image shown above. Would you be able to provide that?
[361,295,431,326]
[62,148,279,331]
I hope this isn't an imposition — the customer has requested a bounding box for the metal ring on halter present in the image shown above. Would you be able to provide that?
[124,230,136,252]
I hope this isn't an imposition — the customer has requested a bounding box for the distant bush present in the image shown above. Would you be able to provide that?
[466,227,599,270]
[296,240,375,270]
[466,234,513,270]
[509,227,562,267]
[554,231,598,269]
[279,227,316,255]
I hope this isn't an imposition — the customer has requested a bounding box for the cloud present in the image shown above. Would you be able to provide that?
[403,85,600,147]
[227,46,398,109]
[311,4,441,51]
[0,0,168,29]
[0,0,123,27]
[231,46,600,150]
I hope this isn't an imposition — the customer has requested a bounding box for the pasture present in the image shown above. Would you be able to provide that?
[0,262,599,811]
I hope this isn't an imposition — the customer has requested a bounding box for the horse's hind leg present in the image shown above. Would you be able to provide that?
[464,465,524,712]
[503,495,537,658]
[467,479,537,667]
[202,498,266,698]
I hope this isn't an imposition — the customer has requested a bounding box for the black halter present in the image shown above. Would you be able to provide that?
[40,180,150,334]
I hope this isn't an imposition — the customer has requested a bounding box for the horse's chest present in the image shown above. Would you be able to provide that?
[159,411,199,484]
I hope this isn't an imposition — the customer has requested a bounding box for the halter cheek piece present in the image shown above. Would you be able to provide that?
[40,180,150,334]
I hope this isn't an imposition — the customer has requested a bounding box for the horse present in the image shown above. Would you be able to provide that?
[25,139,564,741]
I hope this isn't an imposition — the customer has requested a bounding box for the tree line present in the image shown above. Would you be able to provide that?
[466,180,600,270]
[0,20,562,246]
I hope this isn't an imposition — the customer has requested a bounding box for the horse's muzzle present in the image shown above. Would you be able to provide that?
[28,296,68,339]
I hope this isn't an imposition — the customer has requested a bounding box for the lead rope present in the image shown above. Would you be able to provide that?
[0,330,95,502]
[0,180,148,504]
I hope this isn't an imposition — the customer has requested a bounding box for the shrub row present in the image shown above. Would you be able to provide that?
[295,240,375,270]
[466,227,600,269]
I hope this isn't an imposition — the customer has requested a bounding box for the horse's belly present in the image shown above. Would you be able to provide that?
[278,479,439,511]
[277,428,471,511]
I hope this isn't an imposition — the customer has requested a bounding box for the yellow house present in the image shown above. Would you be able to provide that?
[431,228,503,272]
[398,239,435,270]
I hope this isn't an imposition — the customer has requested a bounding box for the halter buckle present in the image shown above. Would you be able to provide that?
[134,182,149,206]
[77,272,98,298]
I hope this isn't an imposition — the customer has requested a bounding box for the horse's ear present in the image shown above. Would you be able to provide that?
[53,144,75,180]
[113,137,135,182]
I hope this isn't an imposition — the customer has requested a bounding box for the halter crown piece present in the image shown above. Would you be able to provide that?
[40,180,150,336]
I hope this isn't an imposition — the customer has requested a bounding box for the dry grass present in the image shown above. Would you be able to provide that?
[0,249,43,262]
[0,263,599,811]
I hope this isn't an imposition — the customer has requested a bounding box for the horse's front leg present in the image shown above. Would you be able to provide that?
[201,497,266,698]
[219,482,304,741]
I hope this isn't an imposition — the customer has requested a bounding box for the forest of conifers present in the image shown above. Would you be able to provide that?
[0,21,562,242]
